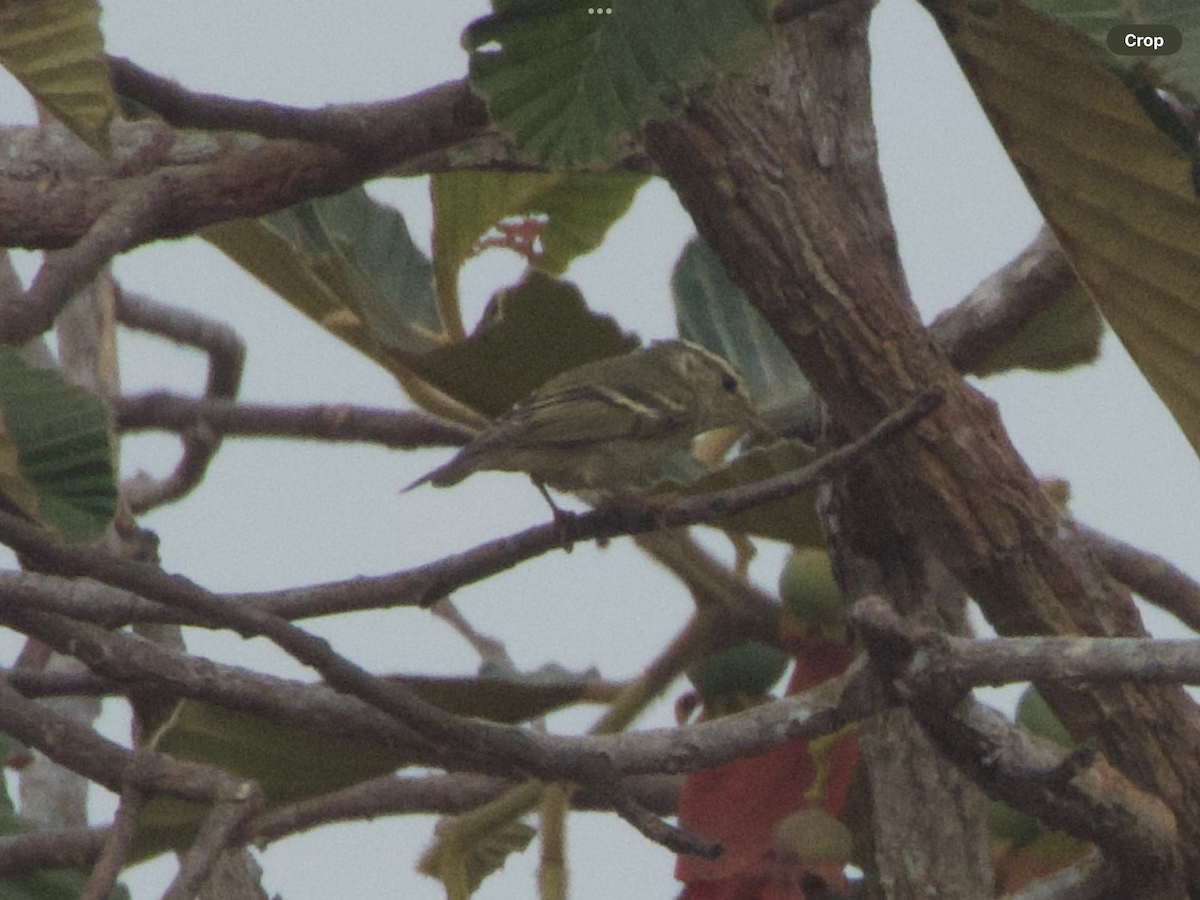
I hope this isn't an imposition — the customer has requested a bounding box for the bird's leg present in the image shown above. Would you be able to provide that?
[533,479,575,552]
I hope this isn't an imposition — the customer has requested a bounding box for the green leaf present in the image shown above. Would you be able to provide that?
[0,408,38,521]
[432,170,648,327]
[202,187,444,369]
[129,666,598,860]
[1019,0,1200,102]
[0,736,126,899]
[0,0,115,152]
[673,237,816,434]
[684,438,825,547]
[420,818,536,900]
[399,668,606,724]
[973,283,1104,376]
[464,0,775,168]
[925,0,1200,458]
[403,271,638,417]
[0,349,115,541]
[132,698,405,860]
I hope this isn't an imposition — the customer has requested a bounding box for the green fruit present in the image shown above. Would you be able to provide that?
[988,798,1046,846]
[686,640,790,706]
[1017,687,1073,749]
[779,548,846,642]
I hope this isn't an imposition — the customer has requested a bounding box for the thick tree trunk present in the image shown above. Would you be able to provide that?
[645,3,1200,896]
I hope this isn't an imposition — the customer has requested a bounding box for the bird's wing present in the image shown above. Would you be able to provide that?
[493,383,691,447]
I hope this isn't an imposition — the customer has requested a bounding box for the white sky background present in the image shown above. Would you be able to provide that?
[2,1,1199,898]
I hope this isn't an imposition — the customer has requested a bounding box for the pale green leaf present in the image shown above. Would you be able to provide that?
[420,818,536,899]
[0,0,115,151]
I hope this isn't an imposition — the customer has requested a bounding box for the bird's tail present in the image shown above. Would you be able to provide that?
[400,456,469,493]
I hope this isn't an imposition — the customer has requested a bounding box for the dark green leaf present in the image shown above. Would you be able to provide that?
[403,272,637,417]
[974,283,1104,375]
[673,237,816,434]
[203,187,443,366]
[0,349,115,541]
[465,0,774,167]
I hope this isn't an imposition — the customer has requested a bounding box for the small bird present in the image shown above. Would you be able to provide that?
[404,340,762,498]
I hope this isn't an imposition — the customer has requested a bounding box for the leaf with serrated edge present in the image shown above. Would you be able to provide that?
[925,0,1200,456]
[464,0,774,168]
[0,348,115,541]
[0,0,115,151]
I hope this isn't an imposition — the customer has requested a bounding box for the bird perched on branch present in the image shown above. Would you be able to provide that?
[404,340,763,500]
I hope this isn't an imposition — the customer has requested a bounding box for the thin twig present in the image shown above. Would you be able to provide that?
[429,598,515,670]
[79,777,144,900]
[164,783,263,900]
[0,827,107,877]
[116,291,247,512]
[110,56,445,147]
[853,596,1186,898]
[1080,524,1200,634]
[0,391,941,630]
[114,392,475,448]
[0,176,172,345]
[241,388,944,618]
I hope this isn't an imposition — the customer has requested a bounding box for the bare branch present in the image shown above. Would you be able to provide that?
[932,633,1200,687]
[115,291,247,512]
[110,56,408,147]
[79,780,143,900]
[0,827,106,877]
[114,392,474,448]
[0,176,173,344]
[928,225,1078,374]
[165,782,263,900]
[243,388,942,618]
[0,80,489,253]
[0,392,939,634]
[1,591,882,787]
[0,667,118,698]
[1081,524,1200,634]
[0,678,259,806]
[854,596,1187,898]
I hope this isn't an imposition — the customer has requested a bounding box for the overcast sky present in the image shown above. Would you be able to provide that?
[2,2,1198,898]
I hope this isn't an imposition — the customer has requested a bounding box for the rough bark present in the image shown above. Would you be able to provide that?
[644,4,1200,896]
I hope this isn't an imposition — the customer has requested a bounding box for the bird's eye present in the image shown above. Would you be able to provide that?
[721,375,738,393]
